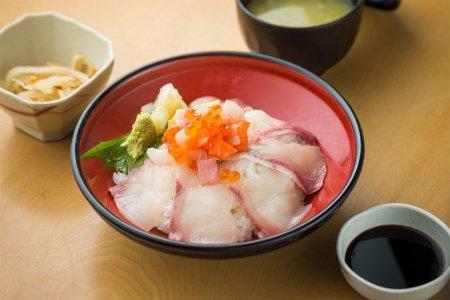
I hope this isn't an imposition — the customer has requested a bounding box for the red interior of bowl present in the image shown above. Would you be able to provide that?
[79,54,356,236]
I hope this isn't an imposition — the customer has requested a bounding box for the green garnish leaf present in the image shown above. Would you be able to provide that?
[81,132,159,175]
[81,133,144,174]
[81,134,129,159]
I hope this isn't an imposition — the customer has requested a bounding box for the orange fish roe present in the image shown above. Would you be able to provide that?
[219,168,241,183]
[163,104,249,170]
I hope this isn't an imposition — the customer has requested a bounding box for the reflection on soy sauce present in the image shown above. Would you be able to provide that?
[345,225,445,289]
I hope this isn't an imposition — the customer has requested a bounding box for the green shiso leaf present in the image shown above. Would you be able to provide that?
[81,133,150,175]
[81,133,162,175]
[81,134,129,160]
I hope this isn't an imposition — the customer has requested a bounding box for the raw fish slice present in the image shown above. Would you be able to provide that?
[245,110,318,145]
[197,152,219,185]
[169,184,252,244]
[110,161,197,233]
[147,145,175,166]
[221,100,245,124]
[259,124,318,146]
[244,111,325,193]
[233,153,303,190]
[189,96,218,109]
[109,162,176,232]
[223,158,311,238]
[112,171,127,184]
[244,110,286,142]
[226,98,253,111]
[251,138,326,194]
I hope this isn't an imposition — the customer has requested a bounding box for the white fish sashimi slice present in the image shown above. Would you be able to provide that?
[147,145,175,166]
[244,109,286,142]
[221,100,245,124]
[109,164,176,232]
[233,153,305,191]
[244,109,318,146]
[224,158,311,238]
[169,184,252,244]
[109,162,197,233]
[226,98,253,111]
[251,139,326,194]
[259,124,318,146]
[112,171,127,184]
[189,96,218,109]
[244,110,326,194]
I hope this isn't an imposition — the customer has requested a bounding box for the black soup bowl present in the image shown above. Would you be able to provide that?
[236,0,363,74]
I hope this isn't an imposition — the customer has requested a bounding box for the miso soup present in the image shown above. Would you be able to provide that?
[247,0,354,28]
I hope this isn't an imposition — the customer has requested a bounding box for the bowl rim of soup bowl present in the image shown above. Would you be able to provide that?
[236,0,363,31]
[71,51,364,256]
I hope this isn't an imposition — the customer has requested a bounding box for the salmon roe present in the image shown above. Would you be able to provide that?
[219,168,241,183]
[163,104,249,172]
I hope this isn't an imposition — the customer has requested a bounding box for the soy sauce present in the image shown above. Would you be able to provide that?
[345,225,445,289]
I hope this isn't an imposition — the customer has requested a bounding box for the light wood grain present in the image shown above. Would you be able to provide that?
[0,1,449,299]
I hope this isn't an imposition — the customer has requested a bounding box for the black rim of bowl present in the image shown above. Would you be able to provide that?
[71,51,364,253]
[236,0,363,31]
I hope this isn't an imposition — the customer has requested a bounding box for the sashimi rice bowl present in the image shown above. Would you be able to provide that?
[72,52,363,258]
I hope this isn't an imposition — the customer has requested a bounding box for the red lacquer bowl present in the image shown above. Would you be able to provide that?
[71,52,364,258]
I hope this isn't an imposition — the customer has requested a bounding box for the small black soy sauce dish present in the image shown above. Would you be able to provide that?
[236,0,401,74]
[345,225,445,289]
[337,203,450,299]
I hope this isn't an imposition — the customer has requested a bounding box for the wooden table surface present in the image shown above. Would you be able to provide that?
[1,1,449,299]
